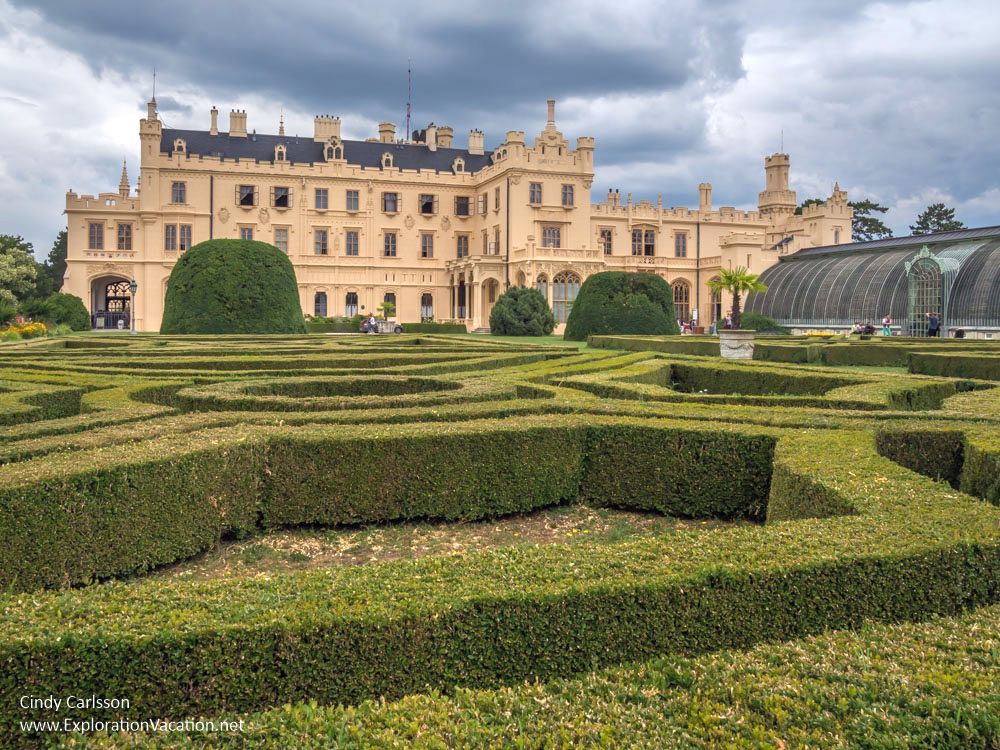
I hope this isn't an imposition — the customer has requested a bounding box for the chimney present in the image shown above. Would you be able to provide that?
[210,106,219,135]
[437,125,454,148]
[468,129,484,155]
[699,182,712,212]
[229,109,247,138]
[546,99,556,128]
[425,124,437,152]
[313,115,341,142]
[378,122,396,143]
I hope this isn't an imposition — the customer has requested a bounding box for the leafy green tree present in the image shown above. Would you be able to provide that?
[489,286,555,336]
[849,199,893,242]
[707,267,767,330]
[910,203,965,235]
[0,235,38,307]
[43,230,67,293]
[40,292,90,330]
[563,272,678,341]
[794,198,824,215]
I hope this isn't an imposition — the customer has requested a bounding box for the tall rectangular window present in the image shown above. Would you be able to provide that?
[346,189,360,211]
[494,186,500,212]
[382,192,399,213]
[164,224,177,252]
[674,233,687,258]
[88,222,104,250]
[644,230,656,256]
[274,227,289,253]
[239,226,253,241]
[238,185,256,207]
[179,224,192,251]
[345,230,359,256]
[529,183,542,204]
[171,181,186,204]
[456,235,469,258]
[493,226,500,255]
[117,223,132,251]
[272,186,290,208]
[419,194,437,215]
[477,194,487,215]
[314,229,328,255]
[600,228,612,255]
[383,232,397,257]
[482,230,488,254]
[345,291,358,316]
[631,229,642,256]
[420,233,434,258]
[542,226,561,248]
[314,188,328,210]
[561,184,574,207]
[455,196,470,216]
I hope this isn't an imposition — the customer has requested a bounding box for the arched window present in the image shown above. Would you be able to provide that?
[453,158,465,173]
[552,271,580,324]
[381,152,393,169]
[383,291,396,316]
[535,274,548,300]
[708,276,722,323]
[173,138,186,155]
[516,271,526,287]
[672,280,691,323]
[420,292,433,321]
[314,291,327,317]
[907,257,943,336]
[275,144,287,162]
[345,291,358,316]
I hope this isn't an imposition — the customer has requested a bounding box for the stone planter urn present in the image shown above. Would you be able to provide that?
[718,329,756,359]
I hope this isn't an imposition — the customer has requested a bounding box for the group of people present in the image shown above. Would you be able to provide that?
[850,312,941,337]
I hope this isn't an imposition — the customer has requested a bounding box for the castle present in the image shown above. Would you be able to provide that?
[62,98,852,331]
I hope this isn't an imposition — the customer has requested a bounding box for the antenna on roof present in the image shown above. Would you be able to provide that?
[406,59,412,142]
[152,67,156,100]
[780,128,783,153]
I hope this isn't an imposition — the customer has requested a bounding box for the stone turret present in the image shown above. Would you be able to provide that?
[378,122,396,143]
[313,115,341,142]
[209,106,219,135]
[699,183,712,212]
[468,129,484,155]
[758,153,797,221]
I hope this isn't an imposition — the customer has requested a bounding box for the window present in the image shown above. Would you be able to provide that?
[314,291,327,317]
[179,224,192,252]
[117,223,132,251]
[834,228,841,244]
[238,185,256,207]
[600,229,612,255]
[492,226,500,255]
[314,188,328,210]
[673,281,691,323]
[272,186,291,208]
[419,194,438,215]
[383,232,397,257]
[552,271,581,324]
[494,186,500,212]
[529,182,542,205]
[455,196,470,216]
[420,292,433,321]
[346,190,359,212]
[239,226,253,241]
[561,184,574,207]
[383,292,396,315]
[382,192,399,213]
[164,224,176,252]
[542,226,561,248]
[536,274,547,300]
[631,229,642,256]
[87,222,104,250]
[314,229,328,255]
[171,181,186,204]
[633,229,655,256]
[345,230,359,256]
[477,194,487,215]
[275,144,286,162]
[675,233,687,258]
[456,234,469,258]
[421,233,434,258]
[482,230,488,255]
[345,292,358,317]
[274,227,289,253]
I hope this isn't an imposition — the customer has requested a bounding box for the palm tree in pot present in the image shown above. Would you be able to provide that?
[707,267,768,358]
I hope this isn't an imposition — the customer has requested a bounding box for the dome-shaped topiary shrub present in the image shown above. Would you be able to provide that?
[489,286,556,336]
[160,240,306,334]
[564,272,680,341]
[43,292,90,331]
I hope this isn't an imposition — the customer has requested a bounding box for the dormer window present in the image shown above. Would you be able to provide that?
[173,138,186,155]
[452,158,465,173]
[275,144,287,162]
[324,141,343,161]
[381,152,393,169]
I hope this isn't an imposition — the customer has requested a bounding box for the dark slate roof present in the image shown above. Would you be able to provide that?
[784,225,1000,261]
[161,128,494,173]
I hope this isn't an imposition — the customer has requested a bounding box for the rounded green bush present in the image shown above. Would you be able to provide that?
[42,292,90,331]
[160,240,306,334]
[489,286,555,336]
[564,272,680,341]
[739,311,790,334]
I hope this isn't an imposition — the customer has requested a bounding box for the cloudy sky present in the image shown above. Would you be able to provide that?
[1,0,998,256]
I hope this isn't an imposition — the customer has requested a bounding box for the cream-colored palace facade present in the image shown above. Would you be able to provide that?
[64,98,852,332]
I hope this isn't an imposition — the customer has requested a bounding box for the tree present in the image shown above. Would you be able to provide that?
[377,300,396,319]
[43,230,67,293]
[707,267,767,330]
[849,199,893,242]
[42,292,90,330]
[563,272,679,341]
[910,203,965,235]
[794,198,824,215]
[489,286,555,336]
[0,235,38,307]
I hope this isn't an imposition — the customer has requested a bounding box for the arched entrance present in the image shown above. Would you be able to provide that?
[482,278,500,323]
[90,276,132,330]
[906,255,943,336]
[552,271,581,324]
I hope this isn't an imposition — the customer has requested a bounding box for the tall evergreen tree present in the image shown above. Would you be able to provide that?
[910,203,965,235]
[849,199,893,242]
[44,229,67,292]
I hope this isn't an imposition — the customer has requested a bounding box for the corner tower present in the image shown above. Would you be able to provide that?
[758,152,797,222]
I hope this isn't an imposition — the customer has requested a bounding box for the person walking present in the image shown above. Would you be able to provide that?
[926,312,940,338]
[881,314,892,337]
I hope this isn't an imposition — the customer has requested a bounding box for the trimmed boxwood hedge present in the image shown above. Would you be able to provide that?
[401,321,468,333]
[565,273,680,341]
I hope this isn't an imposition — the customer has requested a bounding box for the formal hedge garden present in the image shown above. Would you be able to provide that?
[1,332,999,747]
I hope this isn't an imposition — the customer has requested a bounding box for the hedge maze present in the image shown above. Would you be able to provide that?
[1,333,999,747]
